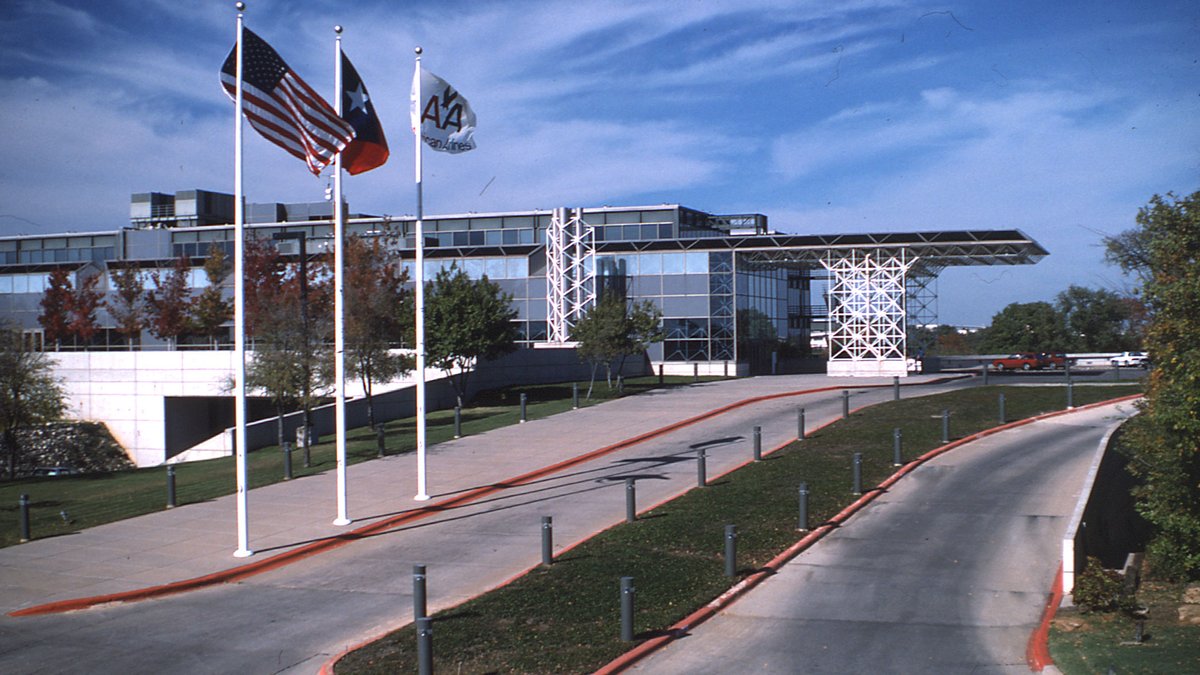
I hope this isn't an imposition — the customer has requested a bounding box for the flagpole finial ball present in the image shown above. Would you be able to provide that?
[415,46,423,55]
[334,25,343,34]
[235,2,245,11]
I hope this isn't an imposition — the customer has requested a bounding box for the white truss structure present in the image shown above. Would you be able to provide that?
[821,248,915,377]
[546,207,596,344]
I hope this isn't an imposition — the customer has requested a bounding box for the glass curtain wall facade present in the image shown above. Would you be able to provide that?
[0,194,808,369]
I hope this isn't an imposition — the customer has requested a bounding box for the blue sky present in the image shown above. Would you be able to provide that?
[0,0,1196,325]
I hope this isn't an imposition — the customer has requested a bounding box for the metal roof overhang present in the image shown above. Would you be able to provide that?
[594,229,1047,268]
[391,229,1046,269]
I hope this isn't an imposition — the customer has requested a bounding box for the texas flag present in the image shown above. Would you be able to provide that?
[339,51,389,174]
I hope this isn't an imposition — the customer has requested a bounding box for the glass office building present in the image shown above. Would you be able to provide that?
[0,188,1046,375]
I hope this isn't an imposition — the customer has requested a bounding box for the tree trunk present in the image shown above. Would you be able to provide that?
[4,429,17,480]
[587,361,598,400]
[301,406,312,466]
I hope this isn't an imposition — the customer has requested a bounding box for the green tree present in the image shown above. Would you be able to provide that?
[0,324,66,478]
[243,241,333,460]
[1055,285,1135,352]
[244,298,311,452]
[145,256,193,348]
[106,266,147,349]
[345,234,413,430]
[571,295,662,398]
[424,267,518,407]
[1105,189,1200,580]
[190,245,232,347]
[38,268,73,349]
[979,301,1069,353]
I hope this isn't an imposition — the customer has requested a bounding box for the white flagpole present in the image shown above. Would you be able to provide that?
[232,1,252,558]
[332,26,351,525]
[413,47,430,501]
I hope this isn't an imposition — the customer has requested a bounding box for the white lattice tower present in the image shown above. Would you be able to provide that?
[546,207,596,344]
[821,249,915,374]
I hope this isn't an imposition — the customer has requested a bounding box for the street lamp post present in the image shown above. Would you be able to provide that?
[272,231,312,467]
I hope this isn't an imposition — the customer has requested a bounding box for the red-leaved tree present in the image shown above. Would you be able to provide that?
[145,256,193,348]
[38,269,73,349]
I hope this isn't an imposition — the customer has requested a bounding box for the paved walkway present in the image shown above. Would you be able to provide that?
[0,374,960,616]
[0,374,968,673]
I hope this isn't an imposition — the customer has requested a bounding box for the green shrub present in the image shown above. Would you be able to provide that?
[1073,556,1135,612]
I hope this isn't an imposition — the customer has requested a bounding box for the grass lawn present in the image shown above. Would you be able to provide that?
[334,383,1143,674]
[0,375,714,548]
[1050,580,1200,673]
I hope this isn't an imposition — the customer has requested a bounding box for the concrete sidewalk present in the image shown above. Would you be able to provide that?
[0,373,974,675]
[2,372,945,614]
[3,373,956,616]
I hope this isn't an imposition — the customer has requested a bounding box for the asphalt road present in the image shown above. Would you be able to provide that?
[631,400,1137,674]
[0,377,972,675]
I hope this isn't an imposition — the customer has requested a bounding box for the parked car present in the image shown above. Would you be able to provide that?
[991,352,1044,371]
[30,466,80,477]
[1039,352,1071,369]
[1110,351,1148,368]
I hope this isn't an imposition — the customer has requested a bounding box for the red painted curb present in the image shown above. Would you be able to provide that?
[595,393,1142,673]
[1028,562,1065,671]
[11,378,960,618]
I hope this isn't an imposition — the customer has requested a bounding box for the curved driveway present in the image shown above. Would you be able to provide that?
[0,375,967,674]
[631,399,1137,674]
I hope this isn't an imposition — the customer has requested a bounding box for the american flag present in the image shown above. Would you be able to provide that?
[221,28,354,175]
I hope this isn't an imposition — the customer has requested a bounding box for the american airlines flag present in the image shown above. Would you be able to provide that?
[221,28,354,175]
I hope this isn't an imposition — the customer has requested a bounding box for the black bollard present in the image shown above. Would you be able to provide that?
[454,406,462,439]
[697,447,707,487]
[798,408,806,440]
[519,393,527,423]
[658,363,664,385]
[982,364,990,385]
[941,409,950,444]
[893,375,900,400]
[416,617,433,675]
[413,564,427,620]
[18,493,30,542]
[541,516,553,566]
[852,452,863,495]
[893,428,903,467]
[724,524,738,577]
[620,577,636,641]
[798,483,809,531]
[625,478,636,523]
[572,382,579,410]
[376,424,386,457]
[1067,378,1074,409]
[693,362,699,380]
[166,465,177,508]
[282,441,293,479]
[752,426,762,461]
[842,390,850,418]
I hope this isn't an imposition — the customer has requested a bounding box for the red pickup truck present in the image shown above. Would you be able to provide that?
[991,353,1044,371]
